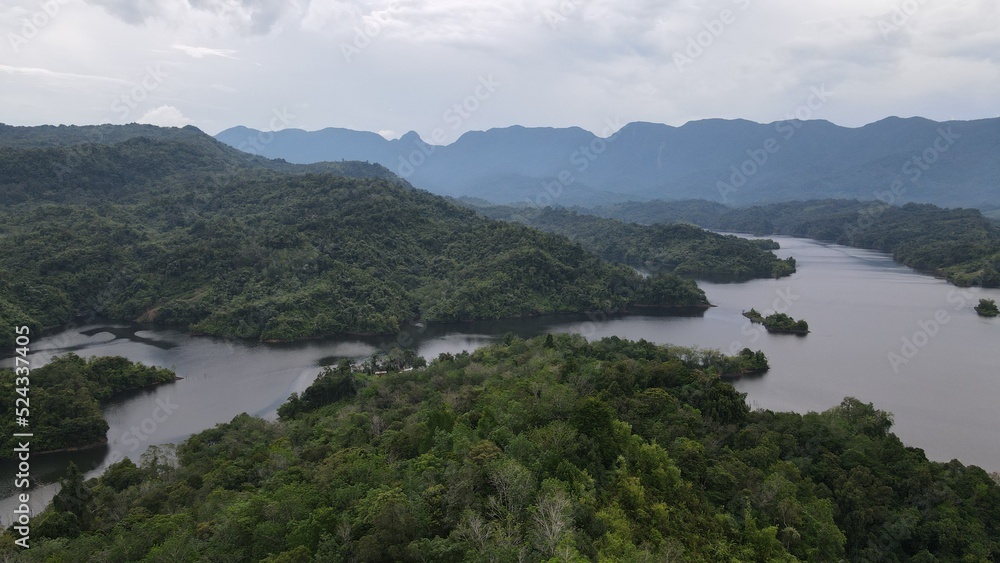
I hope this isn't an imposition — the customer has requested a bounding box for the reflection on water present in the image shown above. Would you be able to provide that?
[3,235,1000,523]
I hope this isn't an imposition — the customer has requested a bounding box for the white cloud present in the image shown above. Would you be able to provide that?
[377,129,399,139]
[84,0,308,35]
[0,64,130,85]
[173,44,239,59]
[3,0,998,134]
[137,105,194,127]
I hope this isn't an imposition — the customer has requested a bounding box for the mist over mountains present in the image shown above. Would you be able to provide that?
[217,117,1000,209]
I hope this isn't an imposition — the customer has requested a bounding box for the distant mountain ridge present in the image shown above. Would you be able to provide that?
[216,117,1000,208]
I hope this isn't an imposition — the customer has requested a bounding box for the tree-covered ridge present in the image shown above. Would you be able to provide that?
[710,200,1000,287]
[579,199,731,227]
[0,354,176,457]
[0,122,401,183]
[0,131,707,345]
[0,123,207,148]
[0,134,400,210]
[11,335,998,561]
[469,204,796,281]
[577,198,1000,289]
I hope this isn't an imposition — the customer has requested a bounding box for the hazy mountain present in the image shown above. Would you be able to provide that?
[217,117,1000,208]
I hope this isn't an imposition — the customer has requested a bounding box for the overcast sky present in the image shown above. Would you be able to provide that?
[2,0,998,140]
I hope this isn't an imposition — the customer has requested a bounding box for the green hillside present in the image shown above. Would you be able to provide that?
[471,204,795,281]
[714,200,1000,287]
[0,354,177,457]
[13,336,999,561]
[0,128,707,344]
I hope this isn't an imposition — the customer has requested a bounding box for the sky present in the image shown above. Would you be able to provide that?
[1,0,999,141]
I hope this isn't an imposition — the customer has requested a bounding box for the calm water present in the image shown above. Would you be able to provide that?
[3,235,999,522]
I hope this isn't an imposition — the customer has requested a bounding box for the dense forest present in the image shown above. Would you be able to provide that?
[712,201,1000,287]
[582,198,1000,288]
[579,199,730,227]
[468,204,796,281]
[0,127,709,345]
[8,335,998,561]
[0,354,176,457]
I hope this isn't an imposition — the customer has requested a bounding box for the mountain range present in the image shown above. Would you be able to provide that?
[216,117,1000,209]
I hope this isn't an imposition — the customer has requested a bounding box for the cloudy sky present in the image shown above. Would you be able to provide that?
[2,0,998,140]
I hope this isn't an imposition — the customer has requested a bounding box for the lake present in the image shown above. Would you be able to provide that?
[3,235,999,522]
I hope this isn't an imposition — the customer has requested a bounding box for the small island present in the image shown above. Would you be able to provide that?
[975,298,999,317]
[743,308,810,334]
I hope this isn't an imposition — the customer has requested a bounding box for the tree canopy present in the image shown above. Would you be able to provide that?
[10,336,999,561]
[0,354,176,457]
[0,131,709,346]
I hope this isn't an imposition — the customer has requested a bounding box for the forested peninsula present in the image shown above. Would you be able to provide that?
[587,199,1000,288]
[0,355,177,457]
[469,204,796,281]
[11,336,999,561]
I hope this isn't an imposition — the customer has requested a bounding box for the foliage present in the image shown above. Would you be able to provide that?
[576,198,1000,290]
[0,354,176,458]
[471,204,796,281]
[744,310,810,334]
[581,199,731,227]
[10,336,999,561]
[975,299,999,317]
[712,200,1000,288]
[0,130,709,346]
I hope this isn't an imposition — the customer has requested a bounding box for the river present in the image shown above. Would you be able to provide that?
[2,235,999,522]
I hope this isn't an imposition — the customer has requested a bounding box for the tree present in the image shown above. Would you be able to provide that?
[52,462,93,529]
[975,298,999,317]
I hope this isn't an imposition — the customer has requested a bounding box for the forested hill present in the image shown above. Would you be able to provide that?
[467,203,796,281]
[582,198,1000,288]
[0,123,401,205]
[0,125,707,344]
[16,335,1000,560]
[0,122,205,147]
[711,201,1000,287]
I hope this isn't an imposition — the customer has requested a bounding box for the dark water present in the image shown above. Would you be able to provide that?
[3,235,999,522]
